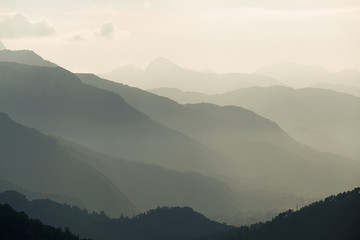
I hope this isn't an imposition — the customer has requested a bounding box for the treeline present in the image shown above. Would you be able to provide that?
[0,191,232,240]
[0,203,87,240]
[197,188,360,240]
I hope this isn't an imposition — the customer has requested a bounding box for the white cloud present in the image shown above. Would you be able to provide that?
[0,13,55,39]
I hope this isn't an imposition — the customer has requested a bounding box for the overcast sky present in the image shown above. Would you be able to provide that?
[0,0,359,73]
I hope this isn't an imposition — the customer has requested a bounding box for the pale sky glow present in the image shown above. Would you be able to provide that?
[0,0,359,73]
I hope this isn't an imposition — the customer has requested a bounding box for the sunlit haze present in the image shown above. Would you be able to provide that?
[1,0,359,73]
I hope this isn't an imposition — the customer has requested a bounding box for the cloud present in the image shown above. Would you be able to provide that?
[64,23,129,42]
[97,22,114,38]
[0,13,55,39]
[67,34,87,42]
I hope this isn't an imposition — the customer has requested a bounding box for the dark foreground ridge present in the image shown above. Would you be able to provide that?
[197,187,360,240]
[0,191,233,240]
[0,203,86,240]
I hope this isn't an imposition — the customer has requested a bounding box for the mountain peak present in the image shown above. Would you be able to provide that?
[0,49,57,67]
[146,57,182,73]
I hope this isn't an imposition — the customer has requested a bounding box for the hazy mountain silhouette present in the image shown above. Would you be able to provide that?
[151,86,360,160]
[0,111,244,220]
[0,191,233,240]
[197,188,360,240]
[56,139,243,218]
[255,61,328,88]
[77,74,360,202]
[332,69,360,88]
[0,49,57,67]
[255,61,360,89]
[0,112,137,217]
[101,65,144,86]
[0,60,228,173]
[149,87,210,104]
[0,179,85,209]
[0,41,5,50]
[211,86,360,160]
[100,57,282,94]
[310,82,360,97]
[0,203,85,240]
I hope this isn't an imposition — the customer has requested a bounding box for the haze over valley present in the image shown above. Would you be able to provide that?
[0,1,359,239]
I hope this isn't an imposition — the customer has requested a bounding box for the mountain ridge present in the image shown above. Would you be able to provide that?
[0,190,234,240]
[0,112,137,217]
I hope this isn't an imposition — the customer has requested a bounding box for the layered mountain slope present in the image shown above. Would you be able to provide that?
[56,139,242,217]
[0,179,85,208]
[255,61,360,89]
[198,188,360,240]
[0,191,234,240]
[100,58,281,94]
[211,86,360,160]
[150,86,360,160]
[0,112,242,219]
[0,49,57,67]
[310,82,360,97]
[77,74,360,198]
[0,112,136,217]
[0,61,229,173]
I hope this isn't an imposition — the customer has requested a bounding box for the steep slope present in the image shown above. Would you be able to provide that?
[0,61,229,173]
[0,112,137,217]
[198,188,360,240]
[100,58,281,94]
[0,49,57,67]
[0,191,234,240]
[0,203,84,240]
[77,74,360,199]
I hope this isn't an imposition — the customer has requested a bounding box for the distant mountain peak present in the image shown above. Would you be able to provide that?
[109,64,144,74]
[146,57,182,73]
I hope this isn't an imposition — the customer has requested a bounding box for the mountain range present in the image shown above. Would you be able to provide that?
[100,57,281,94]
[0,61,228,173]
[255,61,360,89]
[0,111,247,220]
[0,190,233,240]
[0,112,136,217]
[78,73,360,200]
[1,49,360,225]
[150,86,360,160]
